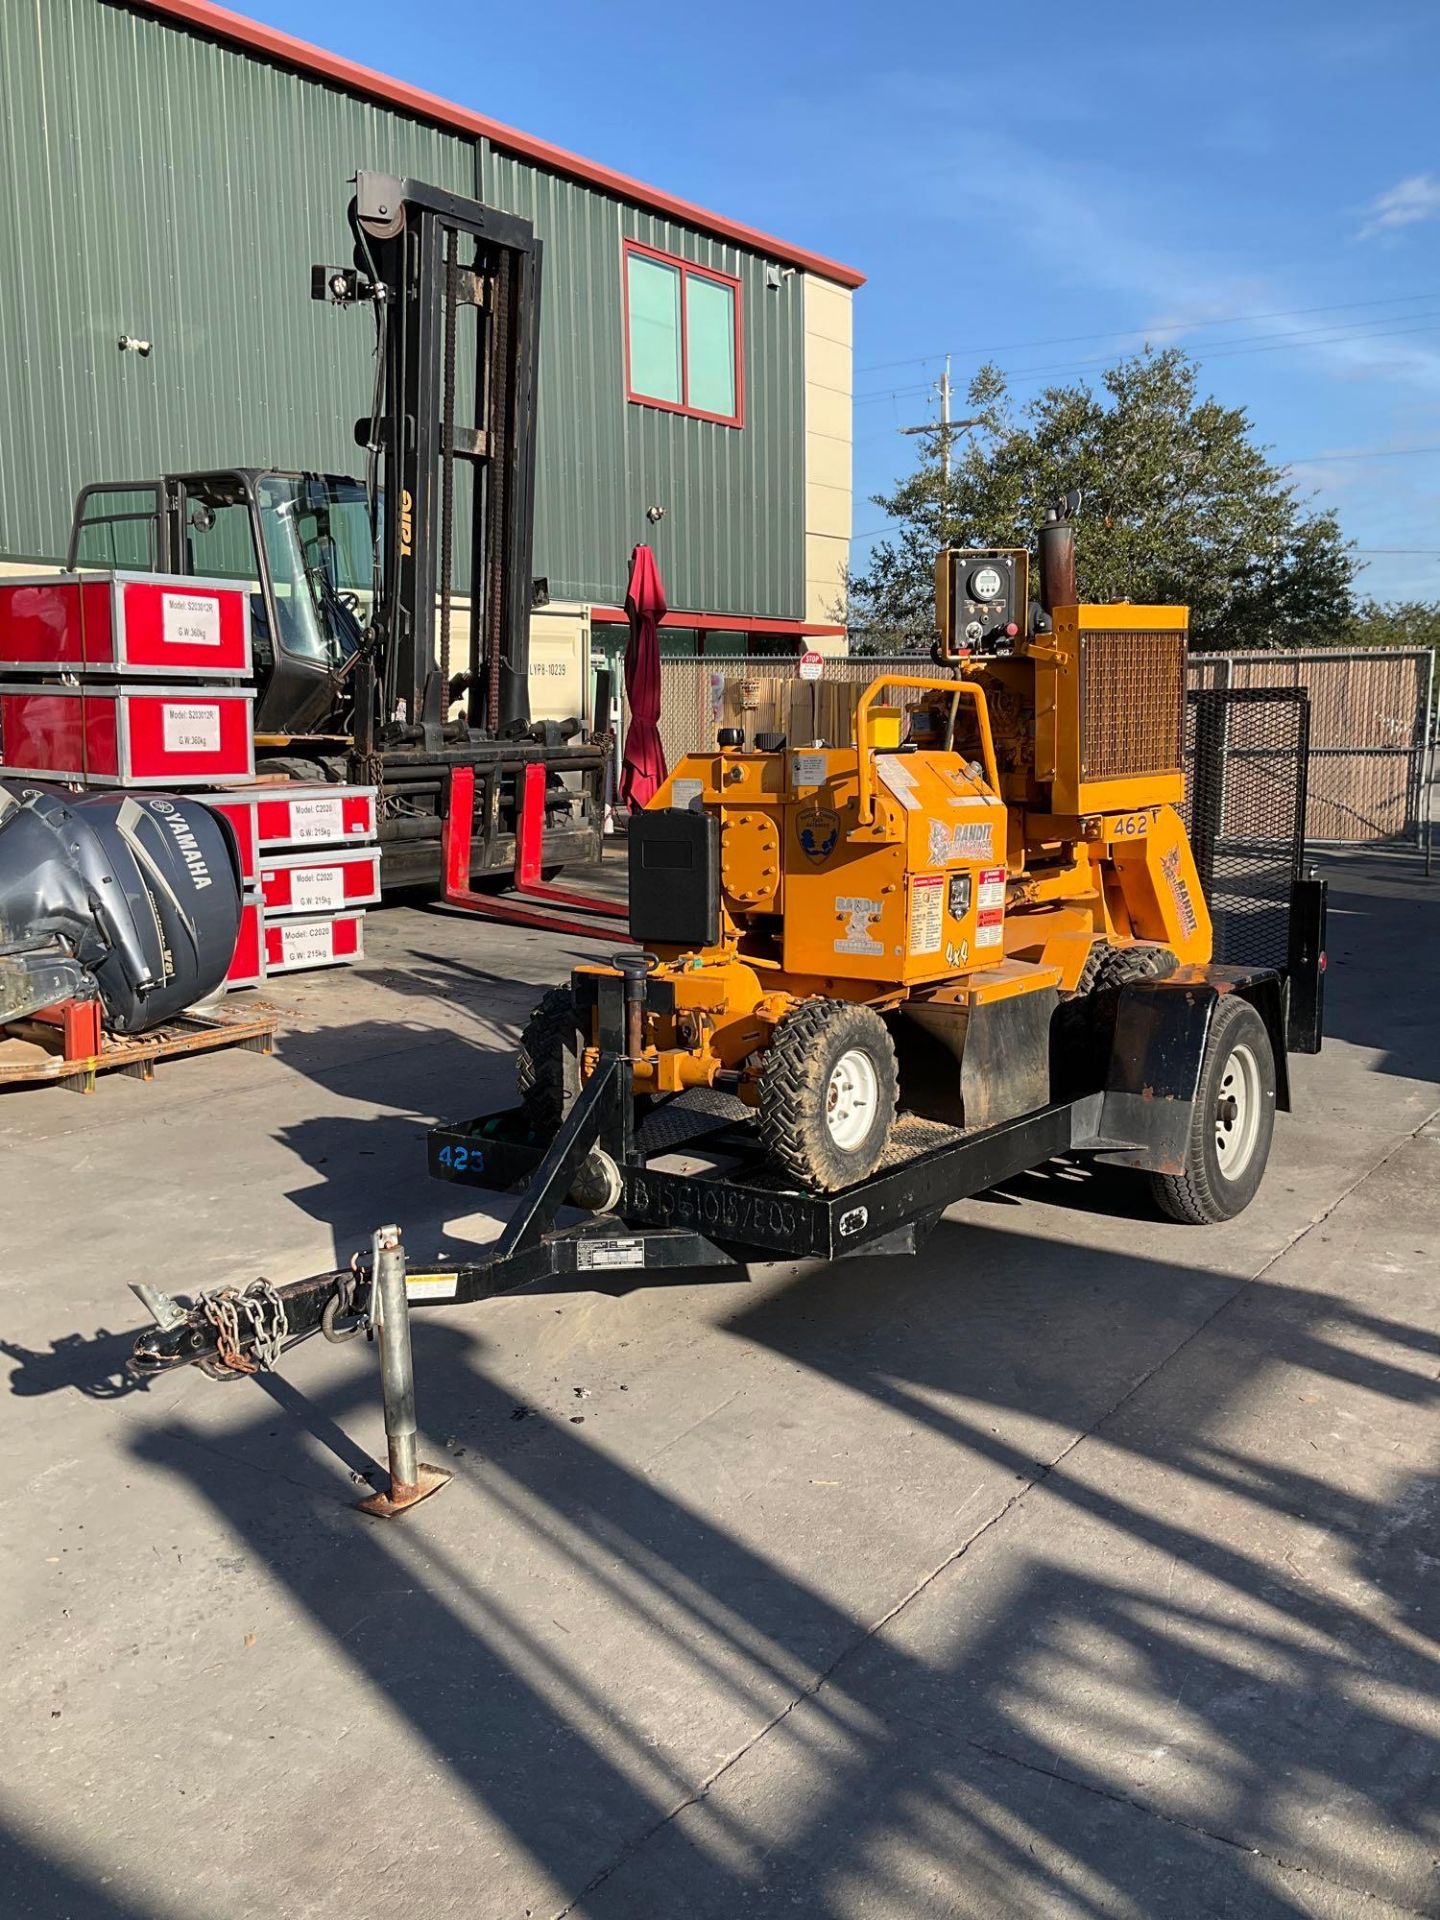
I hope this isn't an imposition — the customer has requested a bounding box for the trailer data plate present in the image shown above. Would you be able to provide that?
[576,1237,645,1271]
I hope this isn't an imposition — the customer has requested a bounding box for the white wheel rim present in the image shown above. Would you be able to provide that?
[1214,1040,1262,1181]
[825,1047,879,1151]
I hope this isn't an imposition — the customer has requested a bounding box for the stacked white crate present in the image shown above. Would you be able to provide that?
[209,785,379,987]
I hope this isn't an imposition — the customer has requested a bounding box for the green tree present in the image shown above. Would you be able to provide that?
[849,348,1357,652]
[1346,597,1440,662]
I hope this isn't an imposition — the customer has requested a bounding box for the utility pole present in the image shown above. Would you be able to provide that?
[900,356,979,481]
[900,356,981,543]
[939,354,952,483]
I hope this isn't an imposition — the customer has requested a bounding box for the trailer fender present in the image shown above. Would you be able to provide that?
[1092,968,1289,1174]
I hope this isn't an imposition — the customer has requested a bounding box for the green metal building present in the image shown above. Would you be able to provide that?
[0,0,860,669]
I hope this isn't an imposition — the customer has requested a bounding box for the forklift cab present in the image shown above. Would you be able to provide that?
[67,469,371,735]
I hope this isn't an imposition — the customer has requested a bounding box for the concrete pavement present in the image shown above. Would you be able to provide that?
[1,847,1436,1918]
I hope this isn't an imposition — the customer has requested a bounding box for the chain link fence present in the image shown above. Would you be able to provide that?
[647,647,1434,853]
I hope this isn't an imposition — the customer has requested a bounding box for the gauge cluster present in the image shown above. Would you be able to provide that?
[934,547,1029,659]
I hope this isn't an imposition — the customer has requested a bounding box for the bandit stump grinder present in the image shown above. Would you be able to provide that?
[520,497,1284,1225]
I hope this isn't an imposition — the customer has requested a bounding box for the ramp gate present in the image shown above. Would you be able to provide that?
[1184,685,1325,1052]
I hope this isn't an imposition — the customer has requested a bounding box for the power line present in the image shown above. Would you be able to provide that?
[854,289,1440,375]
[853,311,1440,401]
[1287,445,1440,463]
[988,318,1440,386]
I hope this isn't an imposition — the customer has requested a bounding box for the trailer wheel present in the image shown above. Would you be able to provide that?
[759,1000,898,1192]
[516,986,581,1136]
[1151,995,1276,1224]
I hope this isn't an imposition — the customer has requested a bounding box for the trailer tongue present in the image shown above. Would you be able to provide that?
[126,947,1298,1518]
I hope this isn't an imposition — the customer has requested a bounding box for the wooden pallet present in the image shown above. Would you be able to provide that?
[0,1001,279,1094]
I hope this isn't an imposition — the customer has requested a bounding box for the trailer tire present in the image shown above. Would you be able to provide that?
[1151,995,1276,1224]
[516,986,581,1136]
[759,1000,898,1192]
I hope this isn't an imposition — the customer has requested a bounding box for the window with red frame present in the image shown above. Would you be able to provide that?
[623,242,743,427]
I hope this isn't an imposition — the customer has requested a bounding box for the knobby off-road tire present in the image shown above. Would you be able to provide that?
[1055,940,1181,1093]
[516,985,581,1136]
[758,999,899,1192]
[1151,994,1276,1225]
[1073,940,1179,996]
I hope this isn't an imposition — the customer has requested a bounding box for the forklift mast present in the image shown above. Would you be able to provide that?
[317,171,544,755]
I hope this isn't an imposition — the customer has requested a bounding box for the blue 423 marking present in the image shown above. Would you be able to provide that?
[436,1143,484,1174]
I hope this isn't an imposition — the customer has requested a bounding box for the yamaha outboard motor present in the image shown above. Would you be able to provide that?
[0,784,242,1033]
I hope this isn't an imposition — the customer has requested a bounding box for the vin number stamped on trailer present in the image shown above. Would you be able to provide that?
[624,1172,804,1244]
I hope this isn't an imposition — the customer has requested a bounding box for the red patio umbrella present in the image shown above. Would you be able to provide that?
[619,543,668,810]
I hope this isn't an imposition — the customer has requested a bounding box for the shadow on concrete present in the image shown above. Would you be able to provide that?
[1313,850,1440,1084]
[0,1814,164,1919]
[108,1211,1440,1918]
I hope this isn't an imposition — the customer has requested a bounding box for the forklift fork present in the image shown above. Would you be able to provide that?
[441,763,627,939]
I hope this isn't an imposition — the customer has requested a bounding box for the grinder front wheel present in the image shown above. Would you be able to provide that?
[759,1000,898,1192]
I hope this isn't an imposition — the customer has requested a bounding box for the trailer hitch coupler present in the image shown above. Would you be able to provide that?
[356,1226,452,1519]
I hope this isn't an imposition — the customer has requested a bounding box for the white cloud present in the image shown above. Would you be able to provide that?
[1357,174,1440,241]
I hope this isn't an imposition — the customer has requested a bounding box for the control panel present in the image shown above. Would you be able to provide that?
[935,548,1029,659]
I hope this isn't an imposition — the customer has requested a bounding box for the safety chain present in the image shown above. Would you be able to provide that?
[320,1256,370,1344]
[201,1279,290,1375]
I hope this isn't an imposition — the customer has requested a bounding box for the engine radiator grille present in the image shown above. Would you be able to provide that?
[1079,629,1187,779]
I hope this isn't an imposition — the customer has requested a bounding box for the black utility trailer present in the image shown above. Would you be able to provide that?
[127,921,1323,1513]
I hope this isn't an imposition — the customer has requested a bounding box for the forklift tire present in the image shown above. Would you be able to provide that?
[1150,995,1276,1225]
[516,986,581,1136]
[759,1000,898,1192]
[254,755,334,785]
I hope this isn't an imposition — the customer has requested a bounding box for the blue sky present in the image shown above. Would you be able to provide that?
[240,0,1440,603]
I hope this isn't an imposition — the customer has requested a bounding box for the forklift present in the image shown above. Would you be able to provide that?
[65,174,606,891]
[126,503,1326,1517]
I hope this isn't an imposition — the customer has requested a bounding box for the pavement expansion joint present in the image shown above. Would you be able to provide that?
[885,1712,1436,1916]
[551,1105,1440,1920]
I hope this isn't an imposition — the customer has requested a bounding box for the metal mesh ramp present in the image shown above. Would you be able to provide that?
[1184,686,1310,970]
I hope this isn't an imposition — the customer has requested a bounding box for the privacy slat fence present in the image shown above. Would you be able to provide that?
[648,648,1435,851]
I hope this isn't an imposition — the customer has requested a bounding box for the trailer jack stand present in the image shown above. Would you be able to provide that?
[356,1226,452,1519]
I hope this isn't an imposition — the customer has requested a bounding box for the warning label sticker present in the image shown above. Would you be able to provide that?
[908,873,945,955]
[877,758,920,811]
[792,753,827,790]
[670,778,704,810]
[977,866,1006,910]
[406,1271,459,1301]
[976,904,1005,949]
[835,895,884,956]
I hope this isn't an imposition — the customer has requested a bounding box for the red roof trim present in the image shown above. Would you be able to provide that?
[128,0,866,289]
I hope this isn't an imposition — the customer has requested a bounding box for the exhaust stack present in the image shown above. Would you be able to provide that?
[1038,491,1081,612]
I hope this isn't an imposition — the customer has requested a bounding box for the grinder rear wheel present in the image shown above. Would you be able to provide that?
[759,1000,898,1192]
